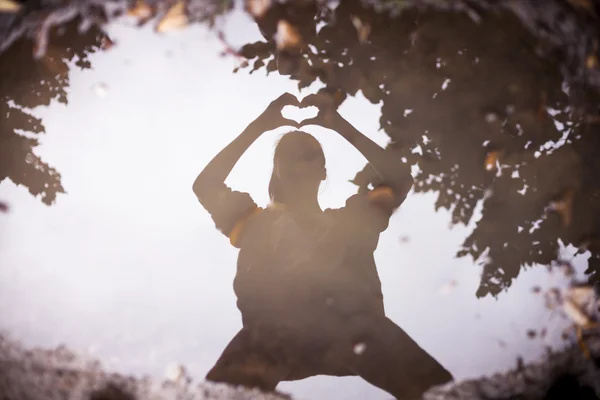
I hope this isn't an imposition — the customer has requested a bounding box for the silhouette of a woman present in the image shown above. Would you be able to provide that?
[193,92,453,399]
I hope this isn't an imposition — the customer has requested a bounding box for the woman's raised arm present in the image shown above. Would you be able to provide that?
[298,93,413,199]
[192,93,300,202]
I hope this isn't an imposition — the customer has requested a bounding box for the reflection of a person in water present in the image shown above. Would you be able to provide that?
[193,92,453,399]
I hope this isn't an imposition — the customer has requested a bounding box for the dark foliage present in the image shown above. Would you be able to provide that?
[236,0,600,297]
[0,19,106,204]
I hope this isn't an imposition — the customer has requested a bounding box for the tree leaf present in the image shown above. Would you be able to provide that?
[0,0,21,13]
[156,1,188,33]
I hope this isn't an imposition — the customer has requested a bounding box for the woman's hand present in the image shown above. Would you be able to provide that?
[298,92,412,194]
[251,92,300,133]
[298,93,346,131]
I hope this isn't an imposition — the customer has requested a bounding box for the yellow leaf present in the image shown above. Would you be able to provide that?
[562,298,591,327]
[246,0,270,18]
[484,150,500,171]
[351,15,371,43]
[0,0,21,12]
[586,54,598,69]
[275,20,302,51]
[156,1,188,33]
[566,285,594,308]
[128,0,154,21]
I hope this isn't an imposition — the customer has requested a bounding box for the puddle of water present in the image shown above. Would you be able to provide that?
[1,2,599,400]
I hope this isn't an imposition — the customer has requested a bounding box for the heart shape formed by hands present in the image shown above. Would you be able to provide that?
[258,92,341,132]
[280,92,340,127]
[281,104,319,125]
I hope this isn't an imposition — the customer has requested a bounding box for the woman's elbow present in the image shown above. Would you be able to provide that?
[383,160,412,189]
[388,169,413,207]
[192,177,208,200]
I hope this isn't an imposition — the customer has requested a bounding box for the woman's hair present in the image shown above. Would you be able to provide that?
[268,130,326,203]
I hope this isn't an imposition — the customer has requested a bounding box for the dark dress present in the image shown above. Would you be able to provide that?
[196,176,453,399]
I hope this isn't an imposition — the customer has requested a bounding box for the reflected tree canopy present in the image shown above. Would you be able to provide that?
[236,0,600,297]
[1,0,600,297]
[0,20,107,205]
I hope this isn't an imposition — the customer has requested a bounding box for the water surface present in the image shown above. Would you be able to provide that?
[0,3,597,399]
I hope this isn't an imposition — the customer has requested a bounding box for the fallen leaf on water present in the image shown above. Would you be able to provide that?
[156,1,188,33]
[526,330,537,339]
[566,285,595,308]
[0,0,21,12]
[128,0,154,24]
[562,298,592,327]
[484,150,501,171]
[350,15,371,43]
[540,327,547,338]
[275,20,302,51]
[245,0,270,18]
[548,189,574,227]
[0,202,8,212]
[531,286,542,294]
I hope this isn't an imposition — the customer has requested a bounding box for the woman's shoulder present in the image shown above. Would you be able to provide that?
[323,189,398,235]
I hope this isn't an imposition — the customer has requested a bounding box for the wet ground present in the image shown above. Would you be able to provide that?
[1,1,600,399]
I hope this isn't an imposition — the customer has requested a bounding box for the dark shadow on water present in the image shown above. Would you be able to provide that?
[545,375,600,400]
[89,383,137,400]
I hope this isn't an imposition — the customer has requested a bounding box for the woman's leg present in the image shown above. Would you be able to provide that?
[205,326,290,392]
[331,314,454,400]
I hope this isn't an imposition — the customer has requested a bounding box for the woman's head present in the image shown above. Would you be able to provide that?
[269,131,326,203]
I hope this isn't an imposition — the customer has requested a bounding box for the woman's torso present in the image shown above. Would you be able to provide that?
[233,205,385,323]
